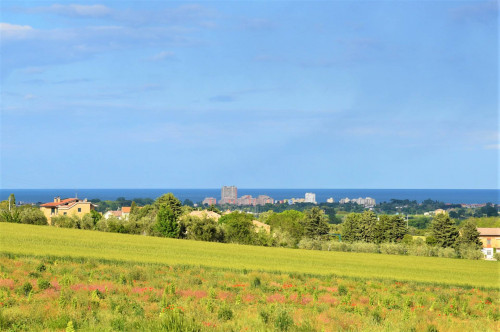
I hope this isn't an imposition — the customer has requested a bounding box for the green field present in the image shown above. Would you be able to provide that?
[1,223,498,288]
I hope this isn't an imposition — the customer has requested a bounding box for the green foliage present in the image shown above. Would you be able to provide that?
[155,193,182,219]
[0,208,21,223]
[51,215,79,229]
[217,306,233,321]
[431,214,459,248]
[18,206,48,225]
[220,212,255,245]
[303,207,329,239]
[155,205,179,238]
[386,215,408,242]
[458,220,482,249]
[206,204,221,214]
[274,309,294,331]
[426,236,437,246]
[266,210,305,246]
[182,216,224,242]
[37,279,51,290]
[341,213,361,242]
[20,282,33,296]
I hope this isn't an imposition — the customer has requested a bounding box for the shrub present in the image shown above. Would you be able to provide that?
[380,243,407,255]
[252,277,261,288]
[407,244,429,257]
[217,306,233,321]
[350,242,379,253]
[52,215,78,228]
[37,279,51,290]
[437,247,457,258]
[494,252,500,261]
[274,309,294,331]
[338,285,348,296]
[36,263,46,272]
[20,282,33,296]
[298,238,323,250]
[458,245,483,260]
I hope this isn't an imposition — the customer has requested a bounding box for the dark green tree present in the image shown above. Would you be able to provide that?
[155,205,179,238]
[8,194,16,209]
[341,213,361,242]
[90,210,102,226]
[184,216,225,242]
[386,215,408,242]
[431,213,459,248]
[359,211,378,242]
[183,199,194,207]
[458,220,482,249]
[155,193,182,218]
[220,212,255,245]
[130,201,138,215]
[207,204,221,214]
[303,207,330,239]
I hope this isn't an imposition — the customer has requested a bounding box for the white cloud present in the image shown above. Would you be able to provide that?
[0,23,34,39]
[23,94,36,100]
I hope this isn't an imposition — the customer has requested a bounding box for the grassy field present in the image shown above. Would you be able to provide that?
[1,255,499,331]
[1,223,499,331]
[0,223,498,288]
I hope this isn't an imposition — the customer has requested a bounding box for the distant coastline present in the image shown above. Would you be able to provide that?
[1,188,498,205]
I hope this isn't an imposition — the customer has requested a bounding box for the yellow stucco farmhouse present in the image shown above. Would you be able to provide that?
[40,197,96,224]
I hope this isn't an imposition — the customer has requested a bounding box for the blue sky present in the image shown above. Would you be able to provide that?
[0,1,498,189]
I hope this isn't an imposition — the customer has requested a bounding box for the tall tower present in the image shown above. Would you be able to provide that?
[221,186,237,204]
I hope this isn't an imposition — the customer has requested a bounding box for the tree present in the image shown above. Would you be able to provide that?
[155,193,182,218]
[303,207,329,239]
[341,213,361,242]
[386,215,407,242]
[18,206,47,225]
[220,212,255,245]
[183,199,194,207]
[8,194,16,210]
[431,213,459,248]
[458,220,482,249]
[155,205,179,238]
[130,201,138,215]
[358,211,378,243]
[183,216,225,242]
[207,204,221,214]
[267,210,305,246]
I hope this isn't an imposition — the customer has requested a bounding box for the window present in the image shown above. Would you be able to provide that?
[78,208,81,212]
[487,239,491,245]
[63,212,67,215]
[51,208,55,215]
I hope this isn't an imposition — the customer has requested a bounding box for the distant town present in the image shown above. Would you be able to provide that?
[203,186,376,207]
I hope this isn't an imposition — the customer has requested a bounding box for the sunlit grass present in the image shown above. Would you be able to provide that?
[0,223,498,288]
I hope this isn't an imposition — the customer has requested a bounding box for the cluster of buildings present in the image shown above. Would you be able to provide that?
[275,192,317,205]
[203,186,274,206]
[339,197,376,207]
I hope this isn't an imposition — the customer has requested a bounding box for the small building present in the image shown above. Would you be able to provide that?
[104,210,122,219]
[477,228,500,259]
[202,197,217,206]
[40,197,96,225]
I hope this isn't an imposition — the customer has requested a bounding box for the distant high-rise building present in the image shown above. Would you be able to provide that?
[221,186,237,204]
[305,192,316,204]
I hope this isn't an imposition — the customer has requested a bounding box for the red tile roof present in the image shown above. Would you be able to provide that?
[121,207,131,213]
[40,198,77,207]
[477,228,500,236]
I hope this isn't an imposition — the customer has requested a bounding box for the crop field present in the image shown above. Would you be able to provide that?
[0,223,499,331]
[1,223,498,288]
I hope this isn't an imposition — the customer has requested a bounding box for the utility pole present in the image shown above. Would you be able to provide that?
[8,196,11,211]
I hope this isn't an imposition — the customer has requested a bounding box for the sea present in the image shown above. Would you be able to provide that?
[1,189,498,205]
